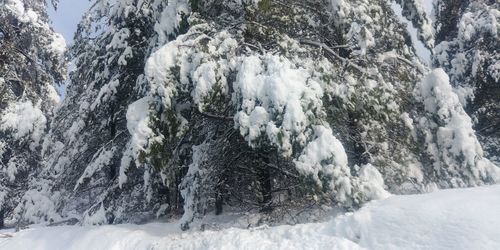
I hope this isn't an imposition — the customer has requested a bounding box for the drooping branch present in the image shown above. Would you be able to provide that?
[378,52,425,74]
[299,39,370,75]
[196,109,234,121]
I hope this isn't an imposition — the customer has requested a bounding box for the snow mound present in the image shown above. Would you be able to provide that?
[334,184,500,250]
[2,185,500,250]
[0,222,362,250]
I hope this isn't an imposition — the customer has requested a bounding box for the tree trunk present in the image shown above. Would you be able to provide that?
[215,190,224,215]
[0,209,4,229]
[259,153,273,212]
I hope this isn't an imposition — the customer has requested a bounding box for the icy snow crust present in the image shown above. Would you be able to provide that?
[2,184,500,250]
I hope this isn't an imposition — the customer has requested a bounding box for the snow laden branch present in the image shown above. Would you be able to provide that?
[9,0,498,230]
[118,22,391,228]
[299,39,370,75]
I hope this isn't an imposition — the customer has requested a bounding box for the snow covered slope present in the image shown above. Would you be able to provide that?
[1,185,500,250]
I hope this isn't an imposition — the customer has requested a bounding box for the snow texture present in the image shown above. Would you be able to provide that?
[120,96,156,186]
[414,69,500,186]
[2,184,500,250]
[0,101,47,149]
[4,0,39,24]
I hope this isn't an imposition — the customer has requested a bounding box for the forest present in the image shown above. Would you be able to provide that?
[0,0,498,247]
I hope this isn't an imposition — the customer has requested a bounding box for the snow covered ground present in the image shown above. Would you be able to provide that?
[1,184,500,250]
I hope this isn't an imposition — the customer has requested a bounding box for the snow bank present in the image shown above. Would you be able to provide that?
[334,184,500,250]
[2,185,500,250]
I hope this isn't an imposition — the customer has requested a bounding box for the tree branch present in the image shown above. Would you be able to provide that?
[299,39,369,75]
[196,109,234,121]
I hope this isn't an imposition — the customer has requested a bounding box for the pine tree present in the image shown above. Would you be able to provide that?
[0,0,65,227]
[433,0,500,165]
[16,0,499,230]
[23,0,190,225]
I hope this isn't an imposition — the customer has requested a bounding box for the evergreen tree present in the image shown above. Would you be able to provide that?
[0,0,65,227]
[13,0,499,230]
[21,0,190,225]
[433,0,500,165]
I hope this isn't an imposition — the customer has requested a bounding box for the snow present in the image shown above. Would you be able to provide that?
[433,1,499,90]
[0,141,5,159]
[293,126,351,196]
[50,33,67,60]
[400,112,415,133]
[2,184,500,250]
[5,0,39,23]
[347,22,375,56]
[13,188,62,224]
[357,164,391,201]
[75,147,117,190]
[153,0,189,44]
[179,143,210,228]
[0,100,47,149]
[414,69,500,186]
[82,203,107,226]
[119,96,155,186]
[389,1,432,65]
[144,36,181,108]
[335,184,500,250]
[46,85,62,104]
[233,54,324,152]
[489,60,500,83]
[91,79,121,111]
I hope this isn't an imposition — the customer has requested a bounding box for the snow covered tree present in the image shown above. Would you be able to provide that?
[131,0,498,228]
[413,68,499,187]
[20,0,192,225]
[16,0,499,230]
[142,0,499,228]
[0,0,65,227]
[433,0,500,165]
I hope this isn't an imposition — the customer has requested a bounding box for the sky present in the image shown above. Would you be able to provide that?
[48,0,91,43]
[47,0,90,98]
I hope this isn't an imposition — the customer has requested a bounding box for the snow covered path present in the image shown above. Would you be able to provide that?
[1,185,500,250]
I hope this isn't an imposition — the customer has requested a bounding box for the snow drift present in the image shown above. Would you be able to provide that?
[2,184,499,250]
